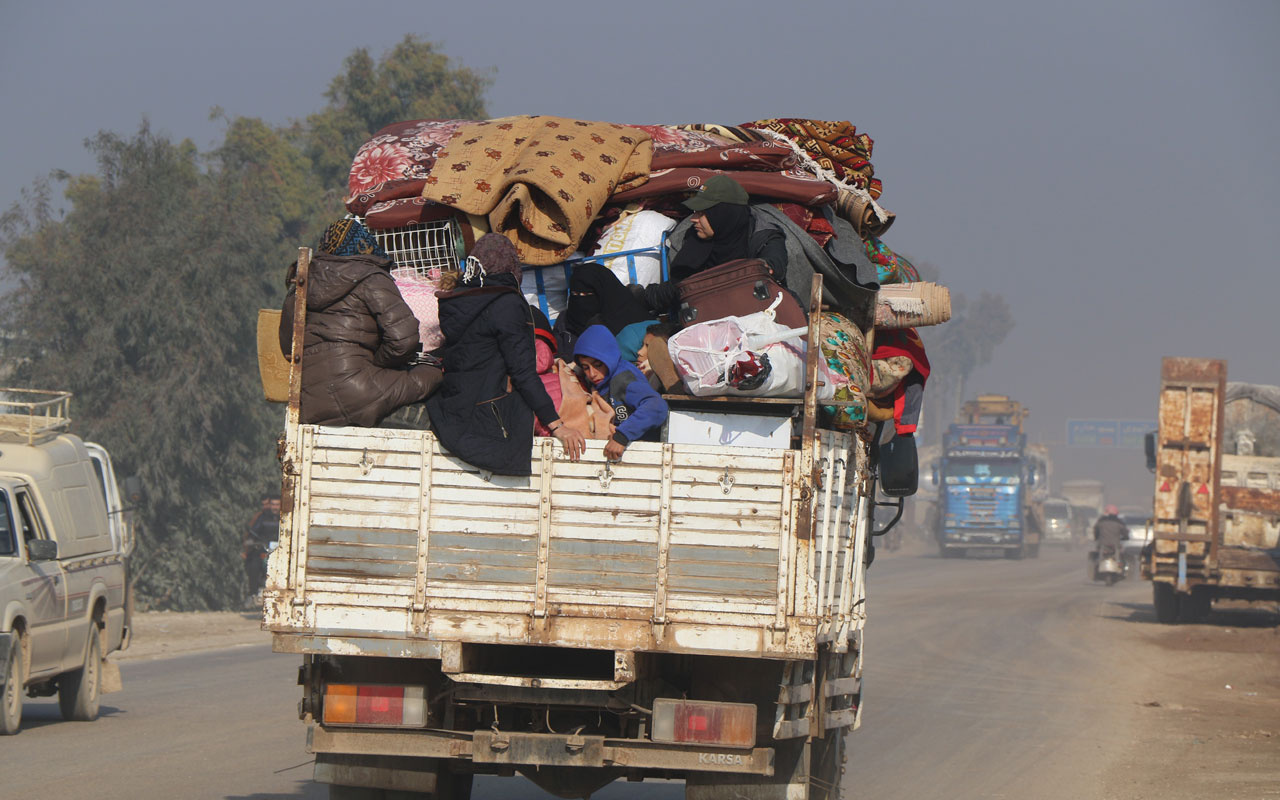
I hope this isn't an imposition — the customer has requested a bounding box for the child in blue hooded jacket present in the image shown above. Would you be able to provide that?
[573,324,670,461]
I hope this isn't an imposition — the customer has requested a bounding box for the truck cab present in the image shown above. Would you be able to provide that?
[934,396,1041,559]
[0,389,129,735]
[938,451,1025,554]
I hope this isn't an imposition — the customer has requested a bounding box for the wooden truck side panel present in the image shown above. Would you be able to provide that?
[265,425,866,662]
[1149,358,1280,594]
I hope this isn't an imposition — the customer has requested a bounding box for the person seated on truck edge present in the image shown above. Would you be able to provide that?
[637,175,788,315]
[573,324,669,462]
[1093,505,1129,558]
[428,234,587,476]
[554,263,656,360]
[278,218,442,427]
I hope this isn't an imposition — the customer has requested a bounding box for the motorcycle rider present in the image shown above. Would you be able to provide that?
[243,495,281,604]
[1092,504,1129,558]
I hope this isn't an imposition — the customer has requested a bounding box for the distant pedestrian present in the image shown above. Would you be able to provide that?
[243,496,280,603]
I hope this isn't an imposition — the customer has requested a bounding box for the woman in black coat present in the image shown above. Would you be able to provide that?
[427,234,586,475]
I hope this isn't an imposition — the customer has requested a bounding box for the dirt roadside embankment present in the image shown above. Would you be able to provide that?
[1104,601,1280,799]
[115,610,269,662]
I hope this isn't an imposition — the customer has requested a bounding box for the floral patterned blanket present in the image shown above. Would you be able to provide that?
[421,116,652,265]
[345,119,466,228]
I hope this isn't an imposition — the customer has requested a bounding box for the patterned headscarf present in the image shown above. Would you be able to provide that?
[318,218,388,258]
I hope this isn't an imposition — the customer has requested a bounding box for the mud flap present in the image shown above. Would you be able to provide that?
[100,658,123,694]
[314,753,441,793]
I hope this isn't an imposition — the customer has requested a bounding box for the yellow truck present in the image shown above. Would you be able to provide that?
[1143,358,1280,623]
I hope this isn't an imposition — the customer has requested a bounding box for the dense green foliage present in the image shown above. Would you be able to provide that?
[0,38,488,609]
[307,36,493,189]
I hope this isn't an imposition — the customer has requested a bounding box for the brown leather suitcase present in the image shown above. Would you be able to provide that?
[675,259,808,331]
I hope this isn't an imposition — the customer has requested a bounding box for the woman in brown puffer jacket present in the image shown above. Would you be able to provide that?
[278,219,442,427]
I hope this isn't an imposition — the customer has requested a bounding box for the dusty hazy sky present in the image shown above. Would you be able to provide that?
[3,0,1276,502]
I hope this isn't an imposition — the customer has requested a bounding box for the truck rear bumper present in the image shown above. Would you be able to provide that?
[308,725,775,776]
[940,537,1020,550]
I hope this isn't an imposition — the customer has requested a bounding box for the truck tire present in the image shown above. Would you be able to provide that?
[328,787,383,800]
[686,732,845,800]
[1179,588,1212,623]
[1,638,22,735]
[1152,583,1179,624]
[58,624,102,721]
[327,788,423,800]
[326,772,472,799]
[808,726,847,800]
[436,768,473,800]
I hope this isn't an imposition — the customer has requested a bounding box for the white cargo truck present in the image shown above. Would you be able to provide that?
[264,242,906,799]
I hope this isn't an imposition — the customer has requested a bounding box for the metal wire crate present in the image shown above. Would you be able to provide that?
[363,217,465,280]
[0,388,73,444]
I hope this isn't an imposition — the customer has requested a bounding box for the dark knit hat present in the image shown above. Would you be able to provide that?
[465,233,522,285]
[682,175,749,211]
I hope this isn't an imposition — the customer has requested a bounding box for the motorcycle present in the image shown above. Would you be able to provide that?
[1088,546,1127,586]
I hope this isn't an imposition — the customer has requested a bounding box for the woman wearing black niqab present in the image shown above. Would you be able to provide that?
[555,263,656,361]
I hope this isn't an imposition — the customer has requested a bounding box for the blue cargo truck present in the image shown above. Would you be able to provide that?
[934,395,1042,559]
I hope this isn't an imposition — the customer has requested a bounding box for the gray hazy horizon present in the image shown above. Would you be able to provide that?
[3,0,1277,505]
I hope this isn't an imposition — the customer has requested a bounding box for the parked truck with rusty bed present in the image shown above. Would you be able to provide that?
[263,245,899,799]
[1143,358,1280,624]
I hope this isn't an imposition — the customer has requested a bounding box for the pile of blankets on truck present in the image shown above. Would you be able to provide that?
[343,115,948,433]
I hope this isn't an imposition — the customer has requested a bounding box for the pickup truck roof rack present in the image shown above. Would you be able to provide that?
[0,388,74,445]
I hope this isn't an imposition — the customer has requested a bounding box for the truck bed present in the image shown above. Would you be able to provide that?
[265,424,867,663]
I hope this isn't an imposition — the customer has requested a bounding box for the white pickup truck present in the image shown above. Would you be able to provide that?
[0,389,135,735]
[263,243,907,799]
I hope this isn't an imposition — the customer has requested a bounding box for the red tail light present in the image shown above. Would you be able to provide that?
[322,683,427,728]
[651,698,756,749]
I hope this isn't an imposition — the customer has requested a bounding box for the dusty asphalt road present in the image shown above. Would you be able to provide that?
[2,546,1275,799]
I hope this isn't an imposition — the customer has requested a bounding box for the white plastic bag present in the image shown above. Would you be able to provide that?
[521,259,577,323]
[591,210,674,287]
[667,294,808,398]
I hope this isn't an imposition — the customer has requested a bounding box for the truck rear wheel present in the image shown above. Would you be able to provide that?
[1152,583,1178,624]
[808,726,847,800]
[686,730,846,800]
[59,622,102,721]
[1,637,22,735]
[329,787,467,800]
[1179,588,1212,623]
[326,769,472,799]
